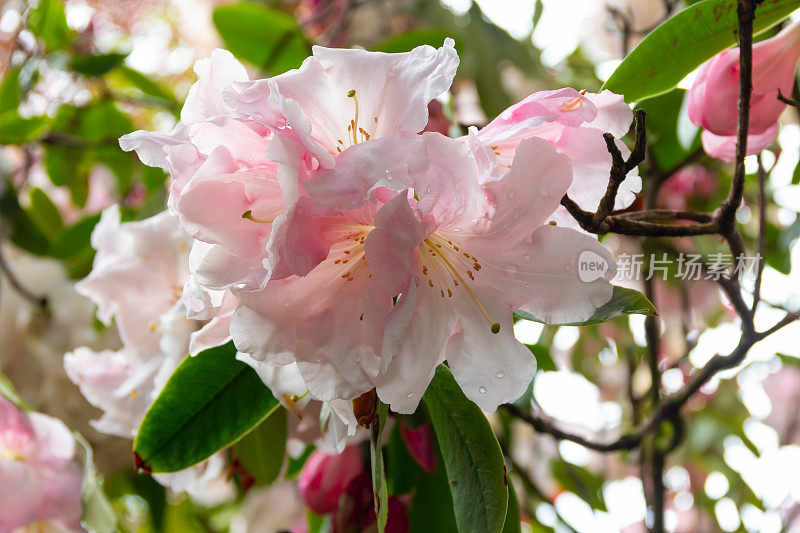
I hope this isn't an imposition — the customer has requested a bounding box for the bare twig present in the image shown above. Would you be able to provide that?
[751,155,767,312]
[0,246,47,312]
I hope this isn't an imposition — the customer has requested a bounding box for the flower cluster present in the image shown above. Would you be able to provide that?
[119,40,630,415]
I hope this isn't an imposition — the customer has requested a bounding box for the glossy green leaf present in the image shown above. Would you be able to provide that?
[603,0,800,102]
[371,400,390,533]
[233,407,287,485]
[515,286,656,326]
[0,112,50,144]
[212,2,311,74]
[422,365,508,533]
[133,341,280,473]
[501,481,521,533]
[44,144,90,207]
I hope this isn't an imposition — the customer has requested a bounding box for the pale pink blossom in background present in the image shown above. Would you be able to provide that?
[0,396,83,533]
[688,21,800,161]
[65,205,235,504]
[657,165,717,211]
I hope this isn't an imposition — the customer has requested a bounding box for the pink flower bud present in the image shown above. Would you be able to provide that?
[688,21,800,160]
[298,445,365,514]
[399,421,436,474]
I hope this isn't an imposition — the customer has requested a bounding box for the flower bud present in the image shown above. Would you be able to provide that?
[298,445,365,514]
[399,421,436,474]
[688,21,800,159]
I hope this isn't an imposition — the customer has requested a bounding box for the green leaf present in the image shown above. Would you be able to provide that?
[133,341,280,473]
[0,372,32,410]
[75,433,117,533]
[0,66,22,113]
[70,53,128,77]
[422,365,508,533]
[526,344,556,372]
[0,180,51,255]
[385,426,458,532]
[603,0,800,102]
[0,111,50,144]
[44,144,91,207]
[515,286,656,326]
[212,2,311,74]
[28,187,64,239]
[27,0,73,52]
[635,89,701,172]
[286,444,315,479]
[78,100,134,142]
[375,29,452,53]
[550,460,607,512]
[233,407,287,485]
[501,481,522,533]
[370,400,390,533]
[114,66,178,107]
[792,159,800,185]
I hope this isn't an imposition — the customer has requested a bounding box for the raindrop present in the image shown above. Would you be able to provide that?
[405,393,415,399]
[479,386,487,394]
[522,253,531,261]
[495,372,505,378]
[506,190,516,200]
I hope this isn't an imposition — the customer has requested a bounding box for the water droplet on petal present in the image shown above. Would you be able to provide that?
[495,371,505,378]
[479,386,487,394]
[405,393,415,399]
[506,190,516,200]
[522,253,531,261]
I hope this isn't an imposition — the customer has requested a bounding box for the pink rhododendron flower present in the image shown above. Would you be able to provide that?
[0,396,83,533]
[298,445,365,514]
[362,138,616,412]
[688,21,800,161]
[120,50,282,291]
[465,88,640,226]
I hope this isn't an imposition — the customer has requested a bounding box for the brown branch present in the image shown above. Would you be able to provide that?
[0,246,48,312]
[751,155,767,313]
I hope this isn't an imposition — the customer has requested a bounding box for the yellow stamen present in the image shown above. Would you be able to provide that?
[348,89,359,145]
[242,210,273,224]
[423,237,500,334]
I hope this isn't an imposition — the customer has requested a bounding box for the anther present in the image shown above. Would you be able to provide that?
[242,210,272,224]
[348,90,360,145]
[491,322,501,334]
